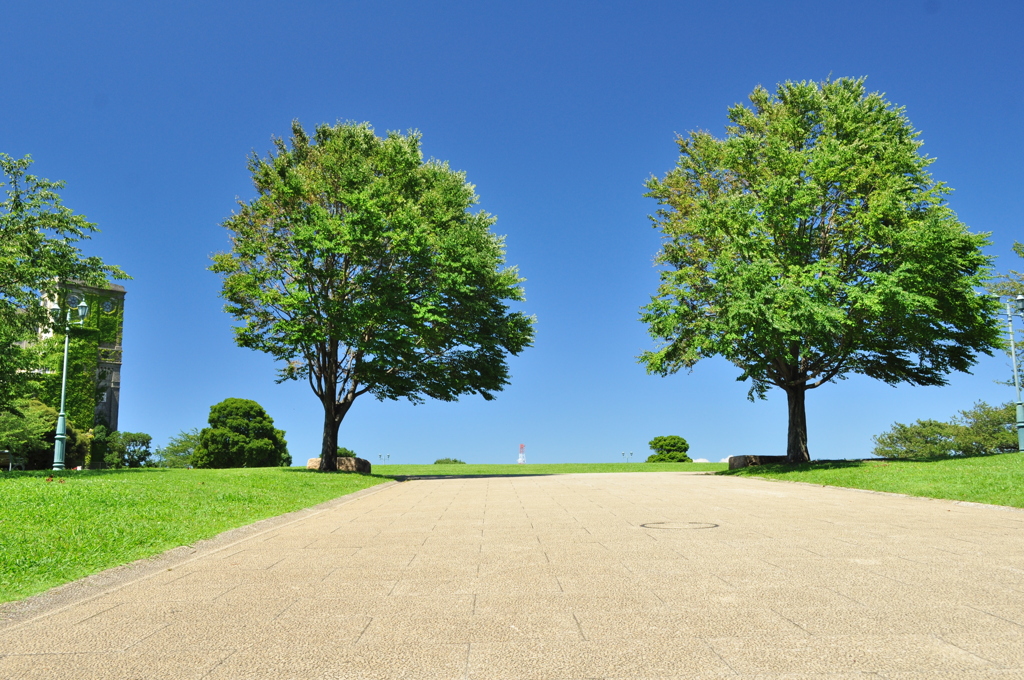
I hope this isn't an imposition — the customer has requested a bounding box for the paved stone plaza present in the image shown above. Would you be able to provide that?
[2,472,1023,679]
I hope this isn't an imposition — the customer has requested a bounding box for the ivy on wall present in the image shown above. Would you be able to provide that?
[26,287,123,432]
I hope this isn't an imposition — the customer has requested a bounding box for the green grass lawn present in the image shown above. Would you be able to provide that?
[377,462,727,476]
[0,467,387,604]
[722,452,1024,508]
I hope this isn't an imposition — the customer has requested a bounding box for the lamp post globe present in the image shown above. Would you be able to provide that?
[52,296,89,470]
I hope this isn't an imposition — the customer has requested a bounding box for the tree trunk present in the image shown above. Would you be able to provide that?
[785,386,810,463]
[318,407,341,472]
[318,398,353,472]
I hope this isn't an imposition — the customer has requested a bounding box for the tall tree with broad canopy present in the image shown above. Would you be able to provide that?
[212,121,535,471]
[0,154,127,416]
[640,78,1001,463]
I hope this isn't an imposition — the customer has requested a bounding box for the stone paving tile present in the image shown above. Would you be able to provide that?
[940,629,1024,668]
[206,641,470,679]
[3,472,1024,678]
[575,606,805,639]
[706,633,998,675]
[775,604,1019,637]
[465,638,735,679]
[0,650,237,680]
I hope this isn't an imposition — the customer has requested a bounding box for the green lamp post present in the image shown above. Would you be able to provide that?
[1000,294,1024,453]
[51,294,89,470]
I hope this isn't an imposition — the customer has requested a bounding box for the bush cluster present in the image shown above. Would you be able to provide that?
[193,398,290,468]
[101,429,153,468]
[0,399,90,469]
[434,458,466,464]
[645,435,691,463]
[872,401,1018,459]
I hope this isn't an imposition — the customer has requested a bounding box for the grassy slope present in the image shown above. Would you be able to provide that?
[0,467,387,603]
[723,453,1024,508]
[378,462,727,475]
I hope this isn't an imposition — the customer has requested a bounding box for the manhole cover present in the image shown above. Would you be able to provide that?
[640,521,718,530]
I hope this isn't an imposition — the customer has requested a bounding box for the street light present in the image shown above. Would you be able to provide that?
[51,294,89,470]
[997,294,1024,453]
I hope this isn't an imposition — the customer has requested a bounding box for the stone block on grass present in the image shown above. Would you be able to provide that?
[728,455,789,470]
[305,457,372,474]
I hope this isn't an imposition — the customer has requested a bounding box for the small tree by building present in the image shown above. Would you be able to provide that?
[193,398,290,468]
[103,431,153,468]
[0,399,90,469]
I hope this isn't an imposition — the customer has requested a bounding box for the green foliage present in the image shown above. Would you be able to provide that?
[151,428,201,468]
[30,333,103,431]
[336,447,356,458]
[0,154,128,416]
[0,399,89,469]
[988,242,1024,299]
[90,424,109,468]
[647,435,690,462]
[987,241,1024,377]
[871,419,957,460]
[210,121,535,469]
[434,457,466,464]
[645,452,693,463]
[646,435,692,462]
[872,401,1018,459]
[0,467,387,603]
[103,431,153,469]
[193,398,290,468]
[0,329,35,421]
[640,78,1001,462]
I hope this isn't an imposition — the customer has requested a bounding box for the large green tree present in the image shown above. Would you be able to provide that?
[212,122,535,471]
[640,78,1001,462]
[0,154,127,415]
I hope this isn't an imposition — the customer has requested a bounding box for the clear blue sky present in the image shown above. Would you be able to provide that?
[2,1,1022,464]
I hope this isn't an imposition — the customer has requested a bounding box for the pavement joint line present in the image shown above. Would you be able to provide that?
[0,478,400,632]
[934,633,1002,668]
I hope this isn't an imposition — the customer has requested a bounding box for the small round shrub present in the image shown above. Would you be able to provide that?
[193,398,290,468]
[434,458,466,464]
[646,435,691,463]
[646,451,693,463]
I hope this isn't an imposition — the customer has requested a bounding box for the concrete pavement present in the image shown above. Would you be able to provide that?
[1,471,1023,679]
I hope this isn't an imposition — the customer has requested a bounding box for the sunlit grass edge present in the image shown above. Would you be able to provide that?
[720,453,1024,509]
[0,467,388,604]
